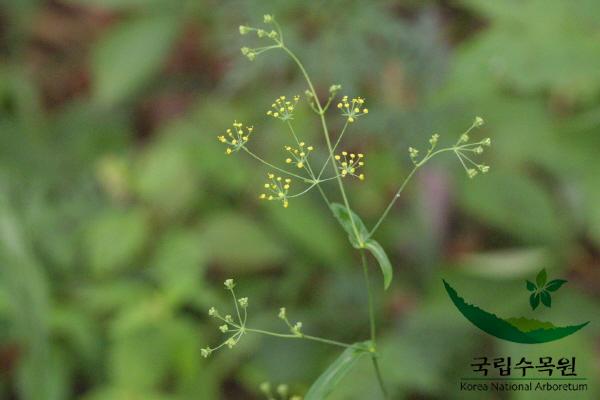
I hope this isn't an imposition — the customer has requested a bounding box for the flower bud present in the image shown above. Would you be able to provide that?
[277,384,289,397]
[260,382,271,394]
[239,25,250,35]
[263,14,273,23]
[224,279,235,290]
[278,307,287,320]
[474,116,484,127]
[201,347,212,358]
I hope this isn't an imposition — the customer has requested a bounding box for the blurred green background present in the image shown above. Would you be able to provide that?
[1,1,599,399]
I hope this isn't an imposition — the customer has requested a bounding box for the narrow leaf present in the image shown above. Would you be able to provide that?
[530,292,540,310]
[540,291,552,307]
[330,203,369,248]
[526,280,536,291]
[305,343,368,400]
[92,16,179,105]
[536,268,547,287]
[364,239,393,290]
[545,279,567,292]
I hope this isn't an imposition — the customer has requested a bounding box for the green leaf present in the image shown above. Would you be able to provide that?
[530,292,540,310]
[526,280,536,291]
[536,268,547,287]
[540,290,552,308]
[545,279,567,292]
[364,239,393,290]
[457,172,565,244]
[85,208,150,275]
[92,16,179,105]
[199,213,287,270]
[305,343,368,400]
[330,203,369,248]
[330,203,393,289]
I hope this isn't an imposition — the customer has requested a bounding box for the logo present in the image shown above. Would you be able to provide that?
[443,269,589,344]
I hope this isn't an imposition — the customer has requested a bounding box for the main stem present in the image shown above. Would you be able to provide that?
[361,250,388,399]
[281,45,363,245]
[280,41,387,398]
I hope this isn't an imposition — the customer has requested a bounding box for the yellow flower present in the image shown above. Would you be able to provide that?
[259,174,292,208]
[283,143,314,170]
[266,95,300,121]
[336,151,366,180]
[218,121,254,155]
[338,95,368,122]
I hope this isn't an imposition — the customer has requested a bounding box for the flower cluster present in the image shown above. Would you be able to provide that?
[217,121,253,155]
[238,15,281,61]
[407,117,491,179]
[335,151,365,180]
[267,95,300,121]
[202,279,249,358]
[337,96,368,123]
[454,117,491,178]
[278,307,303,336]
[259,173,292,208]
[259,382,302,400]
[284,142,314,169]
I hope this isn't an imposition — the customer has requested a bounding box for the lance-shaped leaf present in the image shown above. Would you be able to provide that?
[536,268,547,287]
[530,292,540,310]
[305,342,369,400]
[330,203,369,248]
[545,279,567,292]
[364,239,393,290]
[526,280,536,291]
[330,203,394,289]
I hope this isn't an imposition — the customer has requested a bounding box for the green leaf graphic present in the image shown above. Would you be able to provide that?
[540,291,552,307]
[530,292,540,310]
[545,279,567,292]
[536,268,547,287]
[526,280,536,291]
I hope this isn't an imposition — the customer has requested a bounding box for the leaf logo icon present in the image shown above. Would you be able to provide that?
[526,268,567,310]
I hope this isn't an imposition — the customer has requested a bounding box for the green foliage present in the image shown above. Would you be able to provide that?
[92,16,179,105]
[1,1,599,399]
[330,203,392,289]
[85,208,150,276]
[305,343,369,400]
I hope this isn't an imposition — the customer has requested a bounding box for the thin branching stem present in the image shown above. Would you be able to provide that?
[245,328,363,350]
[242,146,311,182]
[280,44,363,245]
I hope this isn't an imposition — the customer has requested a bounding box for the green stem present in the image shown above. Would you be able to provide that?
[245,328,363,350]
[361,250,376,342]
[317,119,349,179]
[242,146,311,182]
[368,147,456,238]
[368,165,419,238]
[372,357,389,399]
[361,250,388,399]
[280,45,363,245]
